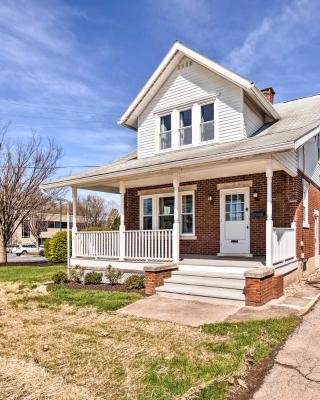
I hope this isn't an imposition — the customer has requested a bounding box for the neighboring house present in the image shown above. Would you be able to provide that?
[42,42,320,306]
[11,213,71,246]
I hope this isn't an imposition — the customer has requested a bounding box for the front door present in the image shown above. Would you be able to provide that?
[314,211,319,267]
[220,188,250,255]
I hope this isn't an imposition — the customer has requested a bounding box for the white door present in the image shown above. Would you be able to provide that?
[220,188,250,255]
[314,211,319,266]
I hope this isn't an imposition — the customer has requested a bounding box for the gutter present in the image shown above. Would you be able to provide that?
[41,141,294,190]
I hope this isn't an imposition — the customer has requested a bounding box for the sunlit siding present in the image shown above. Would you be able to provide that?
[138,57,244,158]
[243,103,264,137]
[298,135,320,186]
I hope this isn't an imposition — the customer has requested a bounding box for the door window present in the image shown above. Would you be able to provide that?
[225,194,245,221]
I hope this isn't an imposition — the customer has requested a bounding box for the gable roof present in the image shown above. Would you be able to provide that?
[41,94,320,191]
[118,41,280,130]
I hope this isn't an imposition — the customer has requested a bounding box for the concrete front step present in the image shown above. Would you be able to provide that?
[164,275,245,290]
[156,283,245,302]
[156,291,245,305]
[172,270,245,280]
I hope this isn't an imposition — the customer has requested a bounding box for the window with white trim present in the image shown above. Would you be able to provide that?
[303,180,309,227]
[179,109,192,146]
[142,198,153,230]
[200,103,214,141]
[160,114,171,150]
[159,196,174,229]
[181,193,194,234]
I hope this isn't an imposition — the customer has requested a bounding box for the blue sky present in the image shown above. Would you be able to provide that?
[1,0,320,203]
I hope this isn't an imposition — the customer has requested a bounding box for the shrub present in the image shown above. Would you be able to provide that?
[45,231,71,263]
[124,274,145,290]
[43,238,52,259]
[69,265,85,283]
[84,271,102,285]
[82,227,109,232]
[52,271,68,284]
[105,264,122,285]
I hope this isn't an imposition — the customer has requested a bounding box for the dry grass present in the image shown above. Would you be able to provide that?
[0,283,222,399]
[0,283,299,400]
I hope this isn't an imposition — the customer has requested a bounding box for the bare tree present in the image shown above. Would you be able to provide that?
[0,133,62,263]
[78,194,108,228]
[28,206,54,253]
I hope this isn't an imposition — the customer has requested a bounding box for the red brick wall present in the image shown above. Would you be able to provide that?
[294,172,320,261]
[125,171,297,257]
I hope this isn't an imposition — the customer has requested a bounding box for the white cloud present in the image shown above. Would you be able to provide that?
[224,0,319,77]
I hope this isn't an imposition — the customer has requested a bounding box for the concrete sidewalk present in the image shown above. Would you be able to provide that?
[251,300,320,400]
[118,282,320,327]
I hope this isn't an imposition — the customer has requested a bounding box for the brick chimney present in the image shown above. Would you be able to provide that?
[261,87,275,104]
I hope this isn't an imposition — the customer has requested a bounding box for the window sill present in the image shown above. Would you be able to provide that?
[303,222,310,229]
[180,235,197,240]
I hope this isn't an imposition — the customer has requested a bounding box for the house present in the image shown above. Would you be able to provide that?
[12,213,71,246]
[41,41,320,306]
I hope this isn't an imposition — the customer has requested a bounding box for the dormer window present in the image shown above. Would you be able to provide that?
[160,114,171,150]
[179,109,192,146]
[201,103,214,141]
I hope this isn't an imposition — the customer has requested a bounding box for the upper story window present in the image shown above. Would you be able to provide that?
[160,114,171,150]
[201,103,214,141]
[179,109,192,146]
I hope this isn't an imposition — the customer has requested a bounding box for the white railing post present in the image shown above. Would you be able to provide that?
[71,186,77,258]
[119,181,126,260]
[173,172,180,263]
[266,160,273,267]
[291,221,296,259]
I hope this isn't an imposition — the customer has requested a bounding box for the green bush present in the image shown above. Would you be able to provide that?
[124,274,145,290]
[105,264,122,285]
[84,271,102,285]
[52,271,68,284]
[43,238,52,259]
[45,231,71,263]
[82,227,109,232]
[69,265,85,283]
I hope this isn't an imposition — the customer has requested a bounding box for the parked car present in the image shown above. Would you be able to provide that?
[39,245,44,256]
[13,244,37,256]
[6,244,18,253]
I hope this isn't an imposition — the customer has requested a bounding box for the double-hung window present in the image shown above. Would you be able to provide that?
[200,103,214,141]
[181,194,194,234]
[303,180,309,227]
[160,114,171,150]
[179,109,192,146]
[159,196,174,229]
[22,221,30,238]
[142,198,153,230]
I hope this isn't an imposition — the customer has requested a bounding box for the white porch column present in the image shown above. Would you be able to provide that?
[173,173,180,263]
[119,181,126,260]
[71,186,77,258]
[266,161,273,267]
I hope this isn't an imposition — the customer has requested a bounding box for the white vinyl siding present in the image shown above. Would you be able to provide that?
[243,102,264,137]
[138,57,244,158]
[298,134,320,187]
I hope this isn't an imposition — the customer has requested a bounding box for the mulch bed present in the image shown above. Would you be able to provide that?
[63,282,146,296]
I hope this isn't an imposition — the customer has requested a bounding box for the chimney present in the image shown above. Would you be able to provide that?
[261,87,275,104]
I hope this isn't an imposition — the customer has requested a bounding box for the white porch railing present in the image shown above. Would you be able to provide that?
[125,230,173,261]
[272,227,296,264]
[74,229,173,261]
[75,231,120,258]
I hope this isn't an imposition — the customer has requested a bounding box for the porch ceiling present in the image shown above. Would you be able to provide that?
[78,155,286,193]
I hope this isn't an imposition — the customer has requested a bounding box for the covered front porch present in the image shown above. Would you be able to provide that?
[69,155,297,271]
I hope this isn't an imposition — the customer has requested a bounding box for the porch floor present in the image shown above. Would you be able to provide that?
[71,255,265,273]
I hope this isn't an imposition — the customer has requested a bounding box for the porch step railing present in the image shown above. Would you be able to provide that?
[272,227,296,264]
[125,230,173,261]
[74,229,173,261]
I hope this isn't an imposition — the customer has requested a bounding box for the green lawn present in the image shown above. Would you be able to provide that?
[141,316,299,399]
[0,264,65,287]
[33,284,143,312]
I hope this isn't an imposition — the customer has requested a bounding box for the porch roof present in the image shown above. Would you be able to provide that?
[41,93,320,191]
